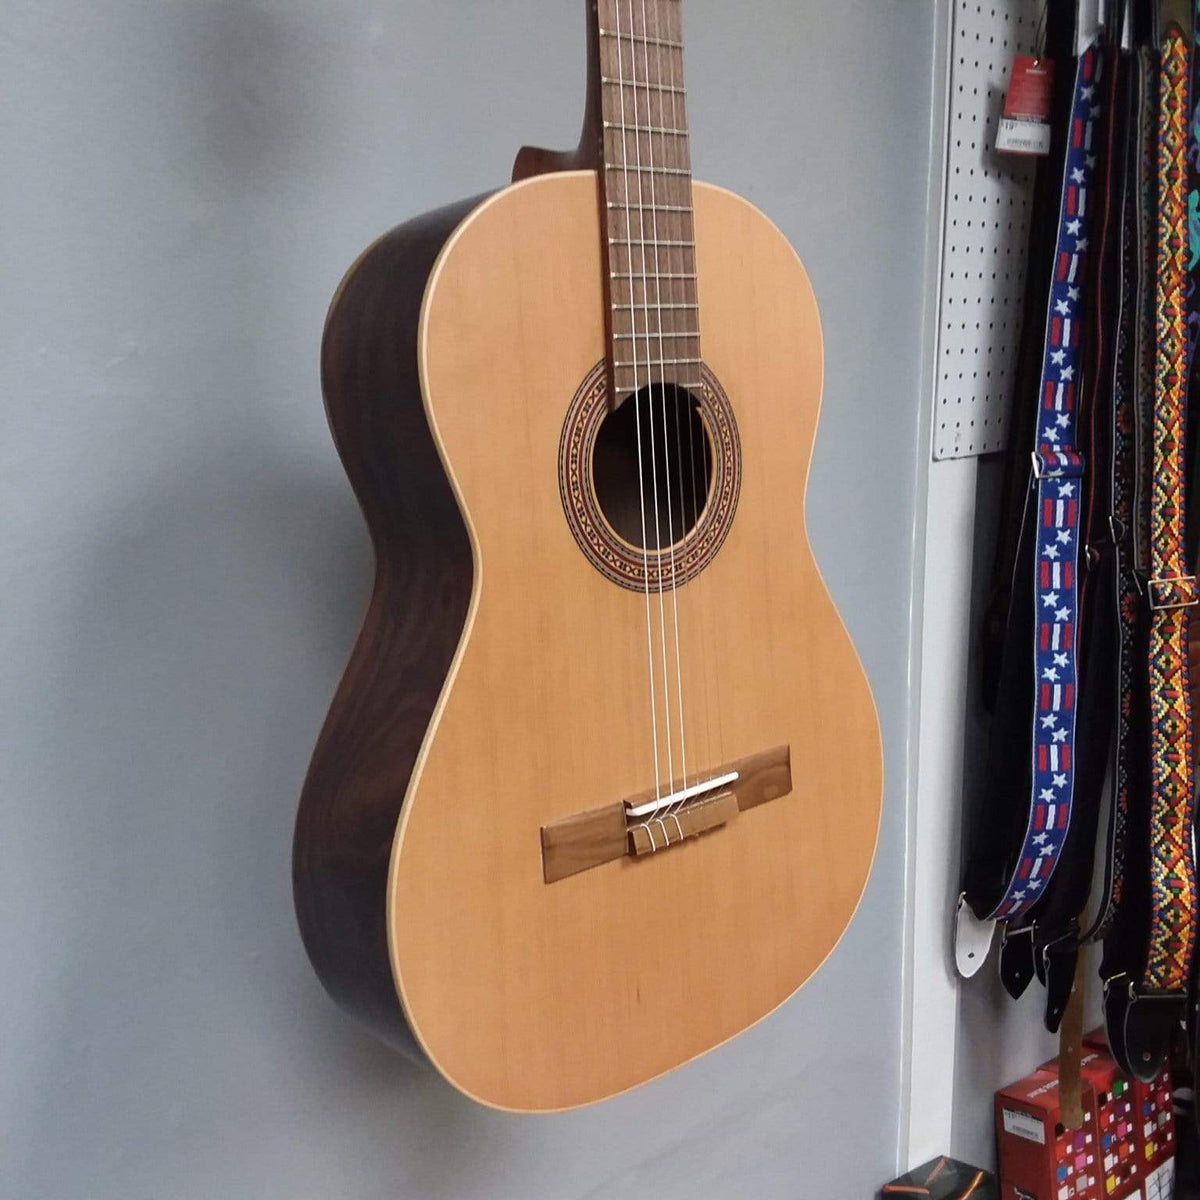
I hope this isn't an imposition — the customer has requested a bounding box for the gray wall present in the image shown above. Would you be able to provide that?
[0,3,936,1197]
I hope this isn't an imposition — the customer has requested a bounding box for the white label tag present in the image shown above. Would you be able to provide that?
[996,116,1053,156]
[1002,1107,1047,1144]
[1144,1156,1174,1200]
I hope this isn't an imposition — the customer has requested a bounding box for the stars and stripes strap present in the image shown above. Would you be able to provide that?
[985,45,1104,923]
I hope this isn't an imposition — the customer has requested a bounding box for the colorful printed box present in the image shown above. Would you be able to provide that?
[995,1065,1102,1200]
[1080,1028,1174,1199]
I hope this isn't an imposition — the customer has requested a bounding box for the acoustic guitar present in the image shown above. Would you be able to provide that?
[294,0,882,1112]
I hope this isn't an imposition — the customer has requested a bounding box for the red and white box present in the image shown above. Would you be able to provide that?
[1081,1028,1174,1198]
[1073,1047,1140,1197]
[995,1066,1102,1200]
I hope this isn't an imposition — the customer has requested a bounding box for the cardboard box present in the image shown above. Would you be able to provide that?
[1075,1047,1139,1197]
[995,1066,1102,1199]
[1080,1027,1175,1196]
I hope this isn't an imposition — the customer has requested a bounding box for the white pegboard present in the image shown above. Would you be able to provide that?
[933,0,1041,460]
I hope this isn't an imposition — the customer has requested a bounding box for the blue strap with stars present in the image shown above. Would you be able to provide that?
[988,45,1102,922]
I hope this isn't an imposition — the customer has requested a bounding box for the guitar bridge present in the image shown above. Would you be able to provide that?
[539,744,792,884]
[626,789,740,856]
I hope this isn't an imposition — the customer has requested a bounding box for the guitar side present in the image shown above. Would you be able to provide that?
[291,195,488,1052]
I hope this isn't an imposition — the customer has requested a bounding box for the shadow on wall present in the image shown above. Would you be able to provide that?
[15,428,459,1158]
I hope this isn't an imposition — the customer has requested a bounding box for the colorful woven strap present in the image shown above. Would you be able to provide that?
[1143,29,1198,994]
[989,46,1102,922]
[1134,45,1160,577]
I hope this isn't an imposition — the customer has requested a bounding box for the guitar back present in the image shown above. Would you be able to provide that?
[369,172,883,1111]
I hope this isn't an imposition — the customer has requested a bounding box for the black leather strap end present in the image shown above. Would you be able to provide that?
[1043,941,1080,1033]
[1104,981,1182,1081]
[1000,926,1038,1000]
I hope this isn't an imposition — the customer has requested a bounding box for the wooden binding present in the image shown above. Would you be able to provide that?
[540,743,792,883]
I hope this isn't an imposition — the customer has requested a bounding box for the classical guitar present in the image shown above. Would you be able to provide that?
[294,0,882,1112]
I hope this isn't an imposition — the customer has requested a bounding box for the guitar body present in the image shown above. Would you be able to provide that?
[294,170,883,1112]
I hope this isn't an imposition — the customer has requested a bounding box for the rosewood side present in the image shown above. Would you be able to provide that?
[292,195,489,1052]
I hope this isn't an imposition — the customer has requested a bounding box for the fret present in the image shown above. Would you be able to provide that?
[609,238,695,248]
[613,357,702,369]
[601,77,687,96]
[613,374,703,388]
[603,121,689,137]
[607,202,692,213]
[605,164,691,177]
[610,272,697,280]
[614,332,701,341]
[614,302,698,311]
[598,30,683,50]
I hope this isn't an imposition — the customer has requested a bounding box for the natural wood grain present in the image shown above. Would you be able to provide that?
[291,195,486,1052]
[383,172,883,1111]
[540,801,628,884]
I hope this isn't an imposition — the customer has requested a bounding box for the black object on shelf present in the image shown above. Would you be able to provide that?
[879,1155,997,1200]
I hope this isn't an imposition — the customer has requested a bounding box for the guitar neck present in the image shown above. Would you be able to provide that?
[595,0,701,402]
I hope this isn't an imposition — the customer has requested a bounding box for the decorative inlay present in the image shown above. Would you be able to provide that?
[559,360,740,592]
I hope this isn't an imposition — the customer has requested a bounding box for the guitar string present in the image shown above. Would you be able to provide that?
[612,0,665,807]
[677,0,725,781]
[619,0,677,805]
[655,0,716,820]
[635,0,690,812]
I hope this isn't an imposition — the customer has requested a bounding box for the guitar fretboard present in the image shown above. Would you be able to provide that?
[596,0,700,398]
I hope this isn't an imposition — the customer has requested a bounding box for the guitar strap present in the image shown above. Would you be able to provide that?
[1187,0,1200,572]
[1103,23,1200,1081]
[1187,0,1200,1117]
[1032,29,1130,1033]
[975,10,1078,998]
[963,43,1105,926]
[1082,32,1150,953]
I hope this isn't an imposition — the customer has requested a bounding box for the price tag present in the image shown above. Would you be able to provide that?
[996,56,1055,157]
[1002,1107,1047,1144]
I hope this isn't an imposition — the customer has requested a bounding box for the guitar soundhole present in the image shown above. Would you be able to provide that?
[559,361,741,593]
[591,384,713,550]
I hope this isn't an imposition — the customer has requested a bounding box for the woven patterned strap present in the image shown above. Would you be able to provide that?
[988,46,1102,922]
[1143,29,1198,994]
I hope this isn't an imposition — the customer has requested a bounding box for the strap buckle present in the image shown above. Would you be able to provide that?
[1102,972,1133,1002]
[1147,574,1199,611]
[1040,926,1078,975]
[1031,449,1084,480]
[1001,921,1035,944]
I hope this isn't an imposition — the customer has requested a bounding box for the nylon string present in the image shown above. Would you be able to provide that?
[633,0,691,810]
[613,0,664,807]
